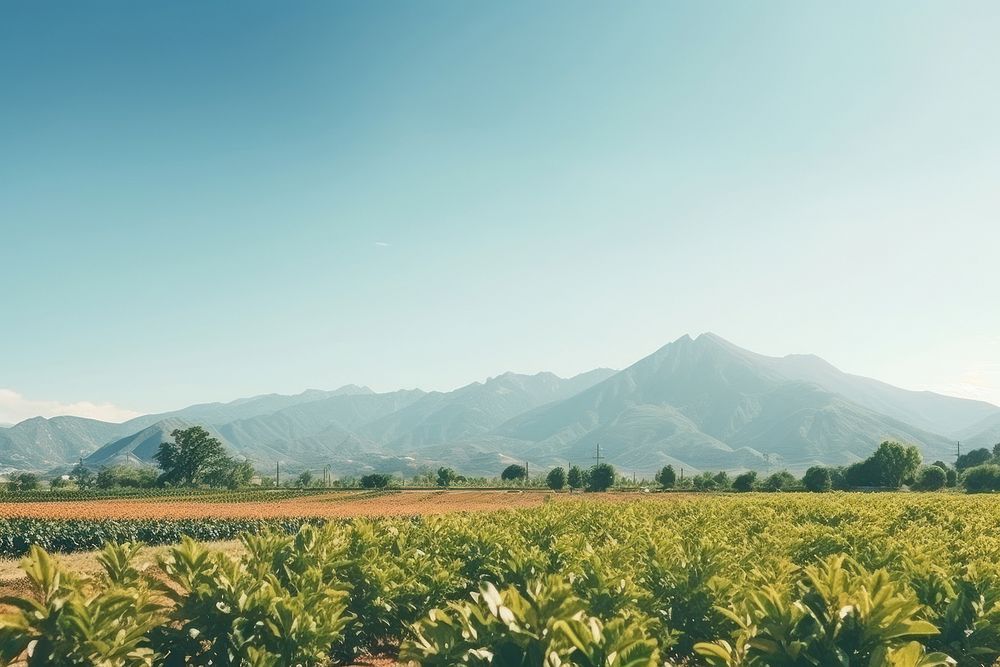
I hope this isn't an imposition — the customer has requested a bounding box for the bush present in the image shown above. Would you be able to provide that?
[96,465,159,490]
[732,471,757,492]
[962,464,1000,493]
[913,465,946,491]
[802,466,832,493]
[587,463,616,492]
[501,464,527,482]
[956,448,994,471]
[360,473,392,489]
[763,470,796,492]
[655,465,676,489]
[567,465,584,489]
[6,472,39,492]
[546,467,566,490]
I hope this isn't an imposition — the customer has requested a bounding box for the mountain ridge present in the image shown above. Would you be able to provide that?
[3,335,997,475]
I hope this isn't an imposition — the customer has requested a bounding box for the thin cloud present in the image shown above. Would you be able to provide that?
[0,388,141,425]
[374,241,390,247]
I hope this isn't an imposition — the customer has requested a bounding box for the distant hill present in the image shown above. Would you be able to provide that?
[959,412,1000,449]
[494,334,958,474]
[0,416,128,470]
[1,335,996,476]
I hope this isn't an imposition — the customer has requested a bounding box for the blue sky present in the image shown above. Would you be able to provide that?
[1,1,998,422]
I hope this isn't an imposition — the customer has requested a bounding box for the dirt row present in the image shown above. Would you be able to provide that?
[0,489,652,521]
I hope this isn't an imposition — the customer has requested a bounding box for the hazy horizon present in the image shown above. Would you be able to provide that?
[2,2,998,423]
[2,331,998,425]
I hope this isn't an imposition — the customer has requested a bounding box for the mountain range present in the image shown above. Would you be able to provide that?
[2,334,998,477]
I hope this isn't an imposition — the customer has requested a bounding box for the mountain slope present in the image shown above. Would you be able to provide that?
[959,412,1000,448]
[361,370,616,451]
[0,416,129,470]
[495,334,956,474]
[85,418,239,467]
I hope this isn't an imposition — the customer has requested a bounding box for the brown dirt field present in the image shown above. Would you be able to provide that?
[0,489,650,520]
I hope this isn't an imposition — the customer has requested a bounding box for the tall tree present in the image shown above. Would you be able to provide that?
[154,426,231,487]
[871,440,921,488]
[587,463,616,492]
[567,465,583,490]
[546,467,566,490]
[501,464,527,482]
[655,465,676,489]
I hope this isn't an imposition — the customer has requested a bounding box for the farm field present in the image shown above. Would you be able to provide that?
[1,493,1000,665]
[0,489,639,520]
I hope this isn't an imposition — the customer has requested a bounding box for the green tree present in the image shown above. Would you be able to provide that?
[545,467,566,490]
[8,472,39,492]
[69,464,94,490]
[436,467,457,487]
[732,470,757,492]
[802,466,832,492]
[956,447,993,471]
[296,470,314,488]
[360,473,392,489]
[501,464,527,482]
[154,426,232,487]
[49,476,71,489]
[871,440,921,488]
[712,471,730,489]
[913,465,946,491]
[96,465,158,489]
[567,465,583,489]
[587,463,616,492]
[962,464,1000,493]
[204,459,253,489]
[763,470,796,491]
[655,465,676,489]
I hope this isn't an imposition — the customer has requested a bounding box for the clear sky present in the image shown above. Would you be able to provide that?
[2,1,998,423]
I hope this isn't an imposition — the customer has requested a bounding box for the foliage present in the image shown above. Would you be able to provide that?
[762,470,796,491]
[846,441,923,489]
[70,464,95,489]
[695,555,952,666]
[0,543,164,666]
[956,448,993,471]
[436,467,458,487]
[296,470,314,488]
[360,473,392,489]
[961,464,1000,493]
[154,426,241,487]
[873,441,923,488]
[587,463,616,492]
[732,471,757,492]
[567,465,584,489]
[96,465,159,490]
[501,464,527,482]
[914,465,947,491]
[656,465,677,489]
[3,494,1000,663]
[6,472,39,492]
[546,467,566,490]
[802,465,832,492]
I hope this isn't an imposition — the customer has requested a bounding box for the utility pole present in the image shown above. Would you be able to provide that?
[276,461,280,487]
[593,443,603,466]
[525,460,529,482]
[957,441,961,463]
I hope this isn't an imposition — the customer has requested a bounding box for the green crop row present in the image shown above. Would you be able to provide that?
[0,487,337,503]
[2,494,1000,666]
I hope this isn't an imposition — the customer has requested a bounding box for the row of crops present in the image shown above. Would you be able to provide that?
[0,487,341,503]
[2,494,1000,665]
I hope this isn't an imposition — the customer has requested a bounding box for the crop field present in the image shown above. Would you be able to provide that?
[2,493,1000,666]
[0,489,627,521]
